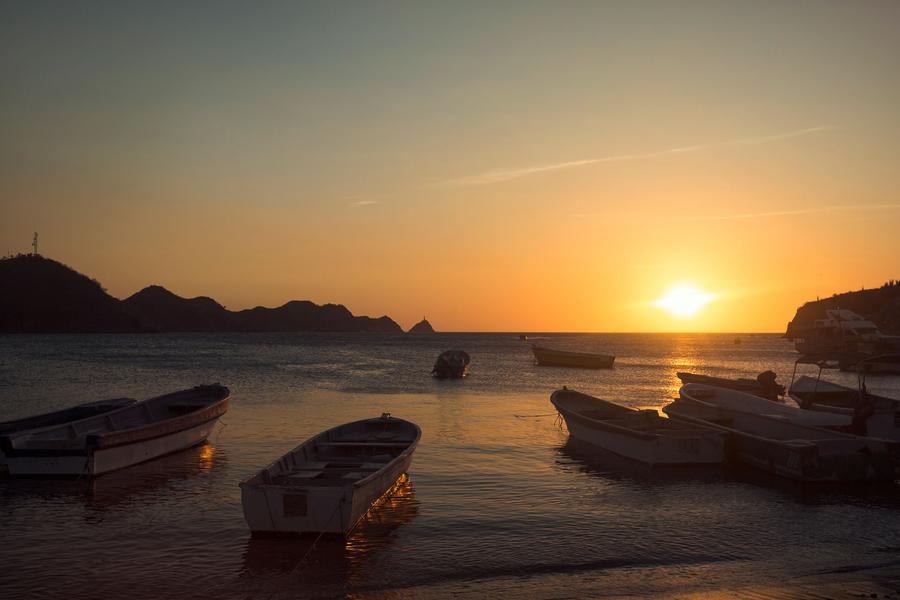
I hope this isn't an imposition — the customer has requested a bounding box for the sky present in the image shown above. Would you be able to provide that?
[2,1,900,332]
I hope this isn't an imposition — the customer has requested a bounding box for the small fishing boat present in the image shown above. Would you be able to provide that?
[682,383,847,428]
[432,350,470,379]
[240,413,420,536]
[0,384,229,476]
[677,371,784,401]
[532,346,615,369]
[789,375,899,409]
[0,397,136,436]
[0,397,136,471]
[550,388,724,465]
[663,394,899,482]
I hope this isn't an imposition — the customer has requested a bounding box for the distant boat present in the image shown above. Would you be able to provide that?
[0,397,136,471]
[532,346,615,369]
[519,334,528,341]
[550,388,724,465]
[676,371,784,402]
[663,394,899,482]
[0,384,229,476]
[432,350,470,379]
[240,413,420,536]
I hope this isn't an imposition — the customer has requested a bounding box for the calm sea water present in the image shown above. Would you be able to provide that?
[2,333,900,599]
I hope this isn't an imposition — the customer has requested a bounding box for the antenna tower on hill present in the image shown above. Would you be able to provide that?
[32,232,38,256]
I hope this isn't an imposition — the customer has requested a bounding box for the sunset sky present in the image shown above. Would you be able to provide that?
[2,2,900,332]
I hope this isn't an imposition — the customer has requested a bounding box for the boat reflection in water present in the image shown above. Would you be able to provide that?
[240,474,419,593]
[0,441,225,517]
[555,438,727,485]
[557,438,900,509]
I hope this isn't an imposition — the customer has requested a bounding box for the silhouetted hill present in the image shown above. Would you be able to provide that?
[0,255,403,333]
[236,301,401,333]
[123,285,236,332]
[408,318,435,333]
[786,280,900,336]
[0,255,142,332]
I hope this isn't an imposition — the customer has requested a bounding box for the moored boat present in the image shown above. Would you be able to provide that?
[663,394,899,482]
[432,350,470,379]
[0,397,136,437]
[532,346,615,369]
[682,383,851,429]
[677,371,784,401]
[0,384,229,476]
[0,397,136,471]
[550,388,724,465]
[240,413,420,536]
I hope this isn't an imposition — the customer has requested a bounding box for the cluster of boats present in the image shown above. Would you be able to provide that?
[5,344,900,540]
[553,366,900,482]
[0,386,420,538]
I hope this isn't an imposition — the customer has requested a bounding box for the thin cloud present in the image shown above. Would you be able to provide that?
[350,200,378,207]
[680,203,900,222]
[445,126,833,186]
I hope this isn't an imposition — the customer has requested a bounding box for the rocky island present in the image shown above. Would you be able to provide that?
[0,254,403,333]
[408,318,435,333]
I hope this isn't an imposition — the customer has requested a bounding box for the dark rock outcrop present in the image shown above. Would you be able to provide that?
[786,280,900,337]
[0,254,403,333]
[0,254,142,332]
[408,318,435,333]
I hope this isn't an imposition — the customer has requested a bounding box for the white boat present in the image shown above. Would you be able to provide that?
[0,397,136,471]
[681,383,853,429]
[240,413,420,536]
[0,384,229,476]
[663,395,899,482]
[550,388,724,465]
[786,308,900,355]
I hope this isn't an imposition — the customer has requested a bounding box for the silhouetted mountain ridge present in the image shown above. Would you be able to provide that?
[0,255,403,333]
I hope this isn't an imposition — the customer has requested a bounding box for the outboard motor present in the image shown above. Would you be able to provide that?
[756,370,785,400]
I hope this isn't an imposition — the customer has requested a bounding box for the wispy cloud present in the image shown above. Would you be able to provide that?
[444,126,832,186]
[679,203,900,222]
[350,199,378,207]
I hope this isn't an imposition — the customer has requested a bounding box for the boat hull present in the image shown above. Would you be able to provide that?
[665,397,899,482]
[532,346,615,369]
[559,409,724,465]
[241,452,414,536]
[4,417,221,476]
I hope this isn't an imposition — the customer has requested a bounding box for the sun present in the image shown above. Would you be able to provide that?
[653,284,716,318]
